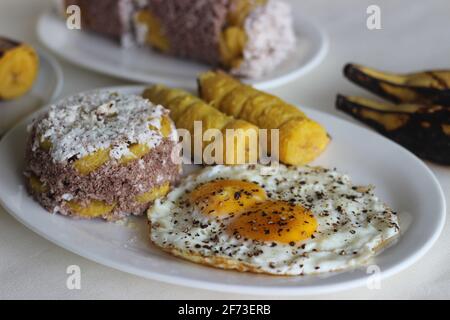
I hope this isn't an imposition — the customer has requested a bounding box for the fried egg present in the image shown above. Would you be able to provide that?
[148,164,400,275]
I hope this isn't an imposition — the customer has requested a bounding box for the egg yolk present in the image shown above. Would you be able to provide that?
[227,200,317,244]
[190,179,267,217]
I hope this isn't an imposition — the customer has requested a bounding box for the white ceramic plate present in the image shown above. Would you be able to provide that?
[0,48,63,136]
[36,3,328,90]
[0,86,445,295]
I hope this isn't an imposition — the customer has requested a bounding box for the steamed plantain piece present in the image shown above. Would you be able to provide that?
[198,70,240,107]
[0,37,39,100]
[73,148,111,175]
[336,94,450,165]
[344,63,450,106]
[66,199,116,218]
[144,85,195,122]
[198,71,329,165]
[143,85,260,165]
[134,9,170,53]
[143,84,186,107]
[219,85,257,117]
[29,174,49,194]
[242,94,306,129]
[164,95,199,122]
[219,0,267,69]
[219,26,247,70]
[177,101,231,134]
[135,182,170,205]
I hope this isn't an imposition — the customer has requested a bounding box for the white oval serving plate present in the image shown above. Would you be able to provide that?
[0,86,445,295]
[36,3,328,90]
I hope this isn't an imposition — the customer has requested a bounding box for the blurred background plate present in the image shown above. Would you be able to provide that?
[36,2,328,90]
[0,48,63,136]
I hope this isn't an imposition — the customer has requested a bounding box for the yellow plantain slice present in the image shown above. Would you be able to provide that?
[135,182,170,204]
[134,10,170,53]
[73,148,111,175]
[29,174,48,193]
[66,199,115,218]
[119,143,151,165]
[0,37,39,100]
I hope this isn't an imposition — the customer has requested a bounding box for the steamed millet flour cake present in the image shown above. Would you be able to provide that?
[59,0,296,78]
[25,90,181,221]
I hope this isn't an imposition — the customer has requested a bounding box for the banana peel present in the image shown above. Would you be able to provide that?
[344,63,450,106]
[336,94,450,165]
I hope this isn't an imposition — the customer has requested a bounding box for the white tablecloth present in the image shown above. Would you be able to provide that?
[0,0,449,299]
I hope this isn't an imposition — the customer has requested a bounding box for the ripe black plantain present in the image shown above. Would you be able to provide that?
[336,94,450,165]
[344,63,450,106]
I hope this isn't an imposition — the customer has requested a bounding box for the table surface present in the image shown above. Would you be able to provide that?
[1,0,449,299]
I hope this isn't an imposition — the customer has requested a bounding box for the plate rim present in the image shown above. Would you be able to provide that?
[36,47,64,103]
[36,8,328,90]
[0,85,446,296]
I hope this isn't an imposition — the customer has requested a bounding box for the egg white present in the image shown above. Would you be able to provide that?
[148,164,400,275]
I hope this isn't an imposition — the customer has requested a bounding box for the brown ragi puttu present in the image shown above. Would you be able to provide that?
[62,0,144,46]
[59,0,296,78]
[145,0,228,66]
[25,91,181,221]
